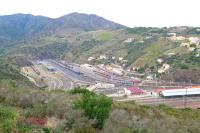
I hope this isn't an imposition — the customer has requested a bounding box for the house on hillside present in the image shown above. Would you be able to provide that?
[124,38,135,43]
[189,37,200,44]
[180,43,190,47]
[88,57,95,61]
[167,33,176,36]
[146,75,154,80]
[176,36,186,41]
[112,56,116,60]
[118,57,124,61]
[156,58,163,64]
[158,63,170,73]
[99,54,107,60]
[169,35,185,41]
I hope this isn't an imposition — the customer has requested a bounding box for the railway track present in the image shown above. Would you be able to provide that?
[117,95,200,109]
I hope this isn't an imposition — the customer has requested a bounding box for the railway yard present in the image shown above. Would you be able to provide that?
[21,59,200,109]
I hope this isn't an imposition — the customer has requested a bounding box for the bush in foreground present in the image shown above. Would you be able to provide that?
[71,87,113,129]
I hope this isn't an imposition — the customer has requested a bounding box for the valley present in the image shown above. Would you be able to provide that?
[21,59,200,109]
[0,12,200,133]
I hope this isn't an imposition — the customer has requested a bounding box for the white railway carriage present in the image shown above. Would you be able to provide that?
[160,88,200,97]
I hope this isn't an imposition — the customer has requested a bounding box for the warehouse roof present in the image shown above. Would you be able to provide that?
[160,88,200,97]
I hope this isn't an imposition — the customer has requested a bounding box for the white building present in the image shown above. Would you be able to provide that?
[99,54,107,60]
[169,36,185,41]
[124,38,135,43]
[87,83,115,91]
[180,43,190,47]
[118,57,124,61]
[156,58,163,64]
[112,56,116,60]
[176,36,186,41]
[112,68,123,75]
[88,57,95,61]
[139,40,144,43]
[146,75,154,80]
[167,53,175,56]
[167,33,176,36]
[80,64,94,70]
[124,88,132,95]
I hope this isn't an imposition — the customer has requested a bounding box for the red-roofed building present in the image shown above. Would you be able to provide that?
[127,86,143,95]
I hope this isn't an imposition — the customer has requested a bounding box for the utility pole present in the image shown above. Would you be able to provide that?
[184,81,189,108]
[184,87,188,108]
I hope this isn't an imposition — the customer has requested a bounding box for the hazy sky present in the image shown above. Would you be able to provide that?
[0,0,200,27]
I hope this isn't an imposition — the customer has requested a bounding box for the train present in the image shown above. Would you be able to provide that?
[58,61,83,75]
[93,70,133,86]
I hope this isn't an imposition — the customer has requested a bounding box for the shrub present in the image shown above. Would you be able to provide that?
[0,105,19,133]
[70,86,94,95]
[16,123,35,133]
[72,88,112,129]
[74,124,96,133]
[180,64,189,69]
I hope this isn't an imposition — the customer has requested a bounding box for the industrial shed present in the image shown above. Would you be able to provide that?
[160,88,200,97]
[46,66,56,71]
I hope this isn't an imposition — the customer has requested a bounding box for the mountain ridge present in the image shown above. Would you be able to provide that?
[0,12,126,40]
